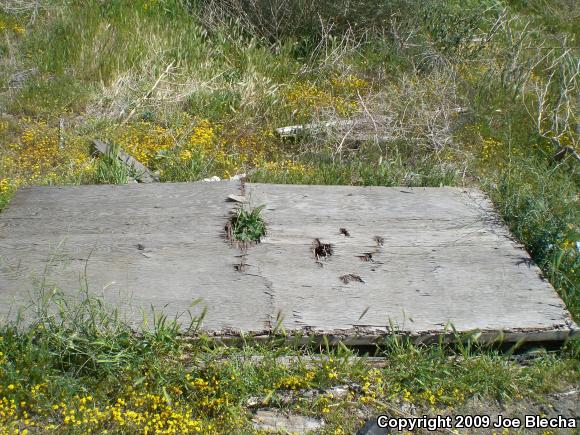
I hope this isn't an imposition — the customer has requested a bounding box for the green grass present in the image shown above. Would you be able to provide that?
[0,191,12,212]
[230,204,267,242]
[0,289,578,432]
[93,145,134,185]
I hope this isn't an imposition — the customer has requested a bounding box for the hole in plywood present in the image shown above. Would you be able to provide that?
[374,236,384,246]
[357,253,374,262]
[233,262,247,272]
[340,274,365,284]
[339,228,350,237]
[313,238,333,261]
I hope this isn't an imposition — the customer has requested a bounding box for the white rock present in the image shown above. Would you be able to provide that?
[327,385,349,399]
[252,409,324,434]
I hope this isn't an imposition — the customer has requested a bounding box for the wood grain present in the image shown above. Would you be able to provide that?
[243,183,575,336]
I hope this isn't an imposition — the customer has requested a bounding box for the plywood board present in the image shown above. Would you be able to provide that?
[0,181,576,343]
[243,184,575,338]
[0,182,269,332]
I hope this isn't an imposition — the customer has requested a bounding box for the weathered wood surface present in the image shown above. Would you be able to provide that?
[0,182,269,331]
[243,184,575,337]
[92,139,159,183]
[0,181,576,343]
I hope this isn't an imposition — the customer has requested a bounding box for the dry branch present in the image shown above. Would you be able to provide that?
[120,60,175,126]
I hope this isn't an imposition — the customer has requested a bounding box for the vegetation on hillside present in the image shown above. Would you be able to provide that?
[0,0,578,432]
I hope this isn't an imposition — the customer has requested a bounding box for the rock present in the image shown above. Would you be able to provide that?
[327,385,350,399]
[202,176,221,182]
[230,173,246,181]
[302,389,317,398]
[357,417,390,435]
[9,68,38,89]
[246,396,259,407]
[400,402,416,415]
[252,409,324,434]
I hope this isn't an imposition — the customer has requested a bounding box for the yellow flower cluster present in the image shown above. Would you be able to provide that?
[178,120,244,176]
[184,372,234,413]
[0,391,207,433]
[115,122,175,166]
[452,387,465,403]
[481,137,502,161]
[0,396,17,422]
[0,116,308,190]
[225,130,279,175]
[0,179,10,194]
[330,74,369,95]
[0,382,48,431]
[277,371,315,390]
[262,159,314,177]
[178,125,282,178]
[0,18,25,34]
[359,368,385,404]
[420,388,445,406]
[113,118,260,178]
[179,119,217,160]
[52,392,205,433]
[0,360,258,433]
[284,82,359,119]
[0,120,95,192]
[316,393,332,414]
[12,24,25,35]
[394,386,466,407]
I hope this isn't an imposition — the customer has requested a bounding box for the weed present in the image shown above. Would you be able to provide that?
[0,288,578,432]
[93,143,135,185]
[229,204,267,242]
[0,190,13,212]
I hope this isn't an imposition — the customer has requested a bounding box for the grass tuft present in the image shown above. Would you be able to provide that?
[229,204,267,242]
